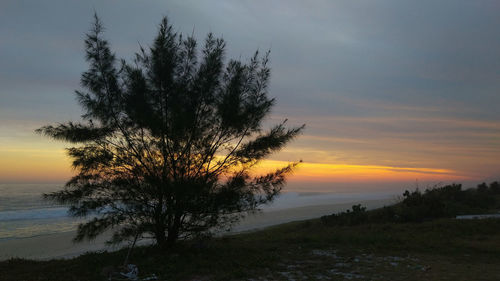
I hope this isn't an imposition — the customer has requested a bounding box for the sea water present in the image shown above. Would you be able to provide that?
[0,183,397,240]
[0,183,83,240]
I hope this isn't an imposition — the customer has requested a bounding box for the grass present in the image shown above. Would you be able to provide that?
[1,217,500,280]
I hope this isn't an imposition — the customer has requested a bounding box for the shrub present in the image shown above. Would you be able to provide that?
[321,181,500,226]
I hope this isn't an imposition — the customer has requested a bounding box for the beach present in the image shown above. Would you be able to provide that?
[0,198,394,261]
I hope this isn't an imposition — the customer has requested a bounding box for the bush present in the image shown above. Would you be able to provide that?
[321,181,500,226]
[320,204,368,226]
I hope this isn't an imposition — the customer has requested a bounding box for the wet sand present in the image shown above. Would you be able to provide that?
[0,198,394,261]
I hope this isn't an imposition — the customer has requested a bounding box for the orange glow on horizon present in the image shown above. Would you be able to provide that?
[0,148,72,183]
[253,160,472,183]
[0,144,473,184]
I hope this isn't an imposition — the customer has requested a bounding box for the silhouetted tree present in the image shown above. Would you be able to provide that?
[37,15,303,247]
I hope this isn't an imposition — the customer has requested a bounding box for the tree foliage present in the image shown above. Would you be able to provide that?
[37,15,303,246]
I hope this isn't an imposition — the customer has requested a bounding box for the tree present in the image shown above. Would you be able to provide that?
[37,15,304,247]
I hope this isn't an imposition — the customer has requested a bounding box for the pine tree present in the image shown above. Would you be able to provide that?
[37,15,303,247]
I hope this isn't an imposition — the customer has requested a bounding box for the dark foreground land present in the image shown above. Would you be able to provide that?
[2,182,500,281]
[1,218,500,281]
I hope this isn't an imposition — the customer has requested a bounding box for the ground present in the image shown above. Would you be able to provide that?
[1,218,499,280]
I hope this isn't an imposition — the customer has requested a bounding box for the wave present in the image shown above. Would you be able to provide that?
[0,207,70,222]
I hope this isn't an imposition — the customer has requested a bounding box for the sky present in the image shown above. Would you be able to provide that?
[1,0,499,192]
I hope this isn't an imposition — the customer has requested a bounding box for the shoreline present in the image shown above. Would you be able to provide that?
[0,198,394,261]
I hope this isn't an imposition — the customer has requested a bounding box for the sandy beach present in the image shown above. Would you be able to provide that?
[0,198,394,261]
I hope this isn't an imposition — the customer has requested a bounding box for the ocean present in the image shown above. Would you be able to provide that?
[0,183,397,240]
[0,183,85,240]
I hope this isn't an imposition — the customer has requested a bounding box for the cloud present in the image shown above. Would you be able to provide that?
[0,0,499,185]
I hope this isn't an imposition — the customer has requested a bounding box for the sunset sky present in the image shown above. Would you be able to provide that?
[1,1,499,192]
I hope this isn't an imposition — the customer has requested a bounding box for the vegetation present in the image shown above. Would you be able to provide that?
[2,182,500,280]
[36,15,303,247]
[321,182,500,226]
[2,218,500,280]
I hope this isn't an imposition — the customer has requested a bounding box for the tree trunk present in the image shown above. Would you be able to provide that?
[166,230,178,247]
[166,223,179,247]
[155,227,167,247]
[165,213,182,247]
